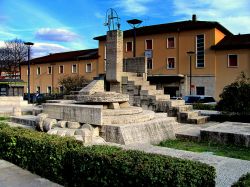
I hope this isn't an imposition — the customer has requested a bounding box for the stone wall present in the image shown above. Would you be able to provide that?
[123,57,146,73]
[181,76,216,97]
[43,103,103,125]
[0,96,28,107]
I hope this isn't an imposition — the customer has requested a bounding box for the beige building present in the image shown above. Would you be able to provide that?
[20,49,99,93]
[21,16,250,99]
[94,16,250,99]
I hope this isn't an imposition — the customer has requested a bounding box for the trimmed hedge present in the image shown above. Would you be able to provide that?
[209,114,250,123]
[192,103,216,110]
[232,173,250,187]
[0,123,216,186]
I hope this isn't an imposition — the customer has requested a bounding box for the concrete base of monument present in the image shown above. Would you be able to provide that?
[6,79,177,145]
[200,121,250,147]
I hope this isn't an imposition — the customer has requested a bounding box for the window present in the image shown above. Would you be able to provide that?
[145,39,153,50]
[36,86,40,93]
[167,37,175,48]
[59,65,64,74]
[47,66,52,74]
[47,86,52,94]
[228,54,238,67]
[37,67,41,75]
[126,41,133,52]
[86,63,92,73]
[167,58,175,69]
[104,45,107,71]
[196,34,205,68]
[72,64,77,73]
[196,86,205,95]
[147,58,153,69]
[59,86,64,93]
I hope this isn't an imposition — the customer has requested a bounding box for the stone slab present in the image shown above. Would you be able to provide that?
[101,117,176,145]
[11,115,38,127]
[200,121,250,147]
[79,79,104,95]
[103,106,143,116]
[43,103,103,125]
[102,110,155,125]
[76,92,129,103]
[46,100,76,104]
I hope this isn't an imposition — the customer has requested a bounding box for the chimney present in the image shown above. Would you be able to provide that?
[192,14,197,22]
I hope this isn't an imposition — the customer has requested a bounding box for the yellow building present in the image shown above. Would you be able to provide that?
[20,16,250,100]
[20,49,99,93]
[94,16,250,99]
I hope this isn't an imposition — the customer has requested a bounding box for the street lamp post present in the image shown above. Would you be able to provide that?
[187,51,195,95]
[127,19,143,57]
[24,42,34,103]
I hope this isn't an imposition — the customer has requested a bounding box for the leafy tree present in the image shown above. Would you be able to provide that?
[58,75,89,94]
[217,72,250,115]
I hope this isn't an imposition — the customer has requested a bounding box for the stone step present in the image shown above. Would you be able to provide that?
[178,111,199,123]
[154,94,171,101]
[175,128,200,141]
[103,106,143,116]
[174,105,193,112]
[11,115,38,127]
[188,116,210,124]
[140,85,157,90]
[122,72,138,77]
[102,110,155,125]
[168,100,186,107]
[140,89,164,96]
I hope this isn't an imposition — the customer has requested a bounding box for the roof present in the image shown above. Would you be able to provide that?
[94,20,232,41]
[211,34,250,50]
[21,48,99,65]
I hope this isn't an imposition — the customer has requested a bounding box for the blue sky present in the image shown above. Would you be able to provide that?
[0,0,250,58]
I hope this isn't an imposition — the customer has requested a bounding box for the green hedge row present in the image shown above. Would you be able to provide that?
[192,103,216,110]
[232,173,250,187]
[0,123,216,186]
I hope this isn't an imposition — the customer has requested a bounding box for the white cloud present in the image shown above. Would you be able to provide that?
[173,0,250,34]
[0,41,5,47]
[31,42,69,58]
[95,12,104,19]
[115,0,154,15]
[35,28,79,42]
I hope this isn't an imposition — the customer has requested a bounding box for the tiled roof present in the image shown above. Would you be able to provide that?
[21,48,99,65]
[211,34,250,50]
[94,20,232,41]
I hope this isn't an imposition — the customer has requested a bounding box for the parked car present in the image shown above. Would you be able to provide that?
[23,93,45,103]
[183,95,216,105]
[170,96,183,100]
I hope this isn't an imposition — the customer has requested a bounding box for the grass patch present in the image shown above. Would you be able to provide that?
[159,139,250,161]
[0,117,9,121]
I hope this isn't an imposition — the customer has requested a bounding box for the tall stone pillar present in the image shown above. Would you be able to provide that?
[106,30,123,92]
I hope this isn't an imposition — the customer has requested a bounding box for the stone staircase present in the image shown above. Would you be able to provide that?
[121,72,209,124]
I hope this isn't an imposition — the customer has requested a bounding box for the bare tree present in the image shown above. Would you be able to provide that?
[0,38,28,79]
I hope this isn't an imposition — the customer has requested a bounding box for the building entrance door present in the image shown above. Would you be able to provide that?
[164,86,179,97]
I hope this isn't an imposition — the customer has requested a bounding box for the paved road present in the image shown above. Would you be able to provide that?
[0,160,61,187]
